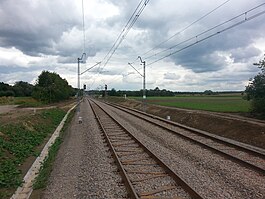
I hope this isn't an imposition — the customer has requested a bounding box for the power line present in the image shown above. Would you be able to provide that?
[141,0,231,59]
[92,2,265,90]
[89,0,150,90]
[100,0,150,69]
[82,0,86,54]
[80,62,101,75]
[101,0,145,62]
[146,4,265,66]
[105,3,265,89]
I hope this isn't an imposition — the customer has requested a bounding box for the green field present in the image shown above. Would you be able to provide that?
[132,94,250,113]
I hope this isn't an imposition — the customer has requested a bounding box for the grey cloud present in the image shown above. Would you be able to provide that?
[133,0,265,73]
[1,0,265,91]
[166,19,265,72]
[0,64,55,74]
[164,72,180,80]
[230,45,261,63]
[0,66,29,74]
[0,0,80,56]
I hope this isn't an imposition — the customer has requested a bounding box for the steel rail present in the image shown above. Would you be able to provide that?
[88,99,204,199]
[89,101,139,199]
[101,100,265,175]
[105,101,265,156]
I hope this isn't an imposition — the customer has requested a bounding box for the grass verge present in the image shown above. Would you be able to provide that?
[32,108,75,190]
[0,108,66,198]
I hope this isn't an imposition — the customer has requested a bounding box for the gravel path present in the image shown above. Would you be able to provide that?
[97,100,265,199]
[41,99,127,199]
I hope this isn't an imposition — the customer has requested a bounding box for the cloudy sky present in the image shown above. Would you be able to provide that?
[0,0,265,91]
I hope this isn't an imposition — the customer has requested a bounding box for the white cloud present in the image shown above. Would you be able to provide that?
[0,0,265,91]
[0,47,40,67]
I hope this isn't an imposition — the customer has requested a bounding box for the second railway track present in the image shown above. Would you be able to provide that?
[102,100,265,175]
[89,99,203,199]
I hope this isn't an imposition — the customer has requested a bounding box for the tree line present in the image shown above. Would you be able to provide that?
[88,87,175,97]
[0,81,33,97]
[0,71,76,103]
[1,54,265,116]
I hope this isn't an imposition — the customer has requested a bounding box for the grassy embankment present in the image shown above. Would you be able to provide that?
[0,97,43,107]
[131,94,250,113]
[32,108,75,190]
[0,105,67,198]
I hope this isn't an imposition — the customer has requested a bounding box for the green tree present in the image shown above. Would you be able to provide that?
[13,81,34,97]
[245,55,265,116]
[0,82,14,97]
[32,71,74,103]
[109,88,117,96]
[204,90,214,95]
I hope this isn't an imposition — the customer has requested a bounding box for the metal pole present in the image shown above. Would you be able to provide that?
[105,84,107,99]
[143,60,146,112]
[77,53,86,112]
[138,56,146,112]
[77,58,80,112]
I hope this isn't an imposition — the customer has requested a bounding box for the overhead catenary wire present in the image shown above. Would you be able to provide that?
[144,2,265,62]
[80,62,101,75]
[107,2,265,89]
[141,0,231,58]
[101,0,145,62]
[146,4,265,66]
[100,0,150,69]
[111,0,233,84]
[128,62,143,77]
[88,0,150,89]
[91,2,265,91]
[82,0,86,54]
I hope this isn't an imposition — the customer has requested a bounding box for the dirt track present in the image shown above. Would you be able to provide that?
[0,105,18,114]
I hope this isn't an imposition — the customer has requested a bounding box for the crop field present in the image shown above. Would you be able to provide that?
[132,94,251,113]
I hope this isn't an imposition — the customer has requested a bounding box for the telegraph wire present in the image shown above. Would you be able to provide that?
[146,4,265,66]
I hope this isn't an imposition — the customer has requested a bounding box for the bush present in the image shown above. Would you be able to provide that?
[32,71,75,103]
[245,55,265,117]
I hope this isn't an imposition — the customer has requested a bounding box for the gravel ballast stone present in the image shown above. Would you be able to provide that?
[41,100,127,199]
[97,100,265,199]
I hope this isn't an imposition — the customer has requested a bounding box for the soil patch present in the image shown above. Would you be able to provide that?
[0,105,18,114]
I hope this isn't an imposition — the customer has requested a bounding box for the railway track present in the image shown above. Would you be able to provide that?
[99,100,265,175]
[88,99,204,199]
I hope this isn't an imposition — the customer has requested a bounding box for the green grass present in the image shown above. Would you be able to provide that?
[131,95,250,112]
[14,97,43,107]
[33,109,75,190]
[0,108,66,197]
[32,137,62,190]
[0,97,43,107]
